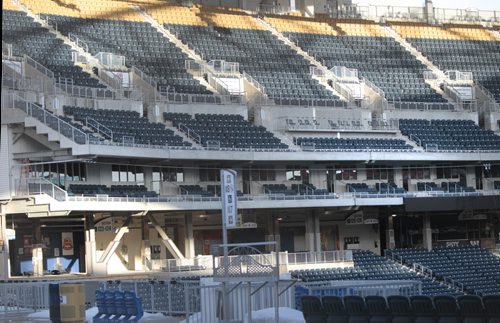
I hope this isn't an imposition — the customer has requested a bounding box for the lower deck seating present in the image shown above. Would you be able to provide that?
[292,250,461,298]
[294,137,413,151]
[179,185,213,197]
[416,182,475,193]
[301,294,500,323]
[388,247,500,295]
[400,119,500,151]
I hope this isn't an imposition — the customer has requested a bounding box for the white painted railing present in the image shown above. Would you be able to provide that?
[2,41,13,58]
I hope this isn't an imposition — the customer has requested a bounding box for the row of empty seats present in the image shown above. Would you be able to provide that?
[416,182,476,193]
[346,183,406,194]
[2,8,105,88]
[388,247,500,295]
[292,251,461,297]
[399,119,500,151]
[164,112,287,149]
[263,183,328,195]
[42,15,210,94]
[301,294,500,323]
[391,23,499,102]
[294,137,413,151]
[162,7,344,103]
[64,106,190,147]
[69,184,157,197]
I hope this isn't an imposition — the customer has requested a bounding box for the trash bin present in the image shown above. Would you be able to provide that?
[49,283,85,323]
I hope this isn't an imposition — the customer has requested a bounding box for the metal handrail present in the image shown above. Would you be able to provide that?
[68,33,89,52]
[178,123,201,144]
[243,71,267,96]
[10,94,89,145]
[23,55,55,80]
[2,41,13,58]
[85,117,113,140]
[131,66,157,89]
[55,82,116,99]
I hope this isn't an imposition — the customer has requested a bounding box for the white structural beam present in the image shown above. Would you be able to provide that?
[97,216,132,264]
[147,214,185,260]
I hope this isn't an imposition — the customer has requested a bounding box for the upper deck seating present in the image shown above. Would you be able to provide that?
[2,9,105,88]
[399,119,500,151]
[157,8,343,104]
[265,17,445,103]
[64,106,190,147]
[392,23,500,102]
[164,112,288,149]
[42,15,210,94]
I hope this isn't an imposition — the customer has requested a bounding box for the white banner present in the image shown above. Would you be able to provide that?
[61,232,74,256]
[220,169,237,229]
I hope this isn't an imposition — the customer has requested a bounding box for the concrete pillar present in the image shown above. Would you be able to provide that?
[386,215,395,250]
[425,0,435,24]
[0,212,9,279]
[31,219,43,277]
[314,211,321,252]
[305,214,315,252]
[423,214,432,251]
[141,216,151,271]
[85,213,96,276]
[305,211,321,252]
[184,213,194,259]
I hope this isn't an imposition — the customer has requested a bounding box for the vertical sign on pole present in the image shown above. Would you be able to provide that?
[220,169,237,323]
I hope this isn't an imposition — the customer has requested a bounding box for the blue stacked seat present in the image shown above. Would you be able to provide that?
[294,137,413,151]
[2,10,105,88]
[94,290,143,322]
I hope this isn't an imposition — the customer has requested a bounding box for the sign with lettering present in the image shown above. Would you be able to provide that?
[220,169,237,229]
[434,240,480,248]
[61,232,74,256]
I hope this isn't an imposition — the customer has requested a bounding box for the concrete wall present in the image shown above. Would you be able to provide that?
[261,105,373,131]
[167,103,248,120]
[383,109,478,123]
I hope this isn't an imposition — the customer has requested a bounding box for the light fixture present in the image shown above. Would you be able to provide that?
[277,217,283,221]
[391,214,397,217]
